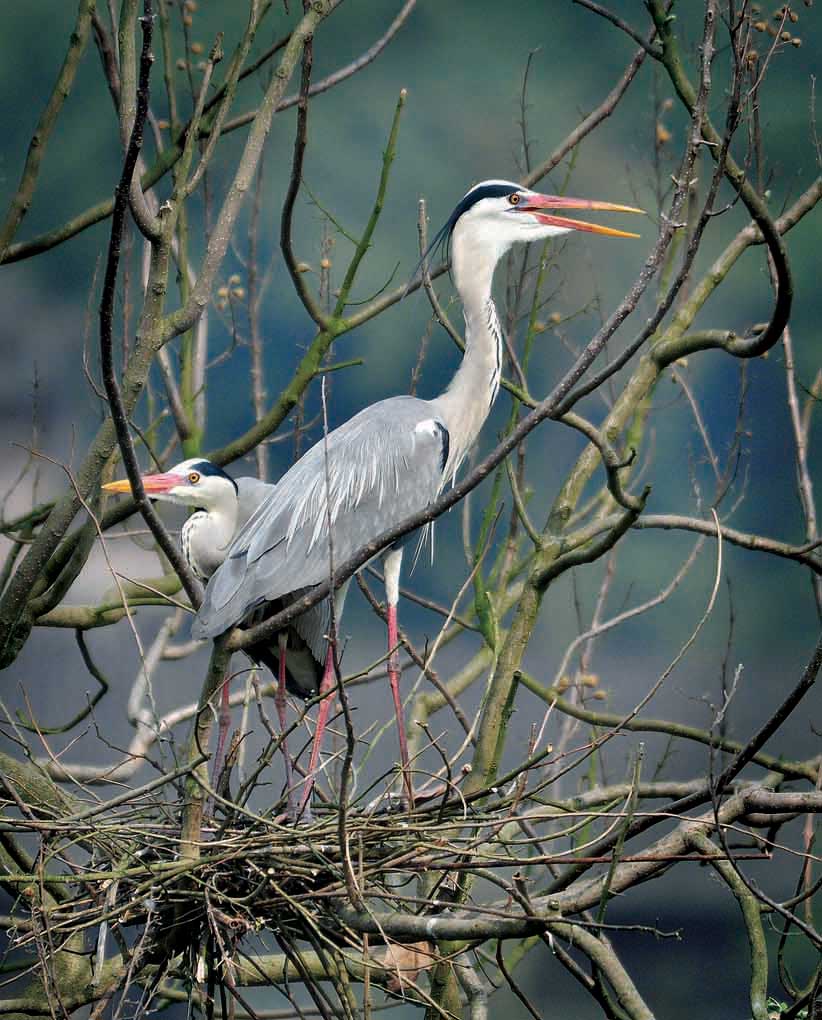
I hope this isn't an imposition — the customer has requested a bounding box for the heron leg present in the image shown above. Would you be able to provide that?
[384,547,413,807]
[386,602,413,807]
[297,645,336,819]
[212,675,231,792]
[276,633,296,820]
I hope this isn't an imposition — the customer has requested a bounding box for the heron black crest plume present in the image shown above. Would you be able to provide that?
[408,180,522,291]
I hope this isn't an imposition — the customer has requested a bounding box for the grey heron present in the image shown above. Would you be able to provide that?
[102,458,328,808]
[192,179,642,813]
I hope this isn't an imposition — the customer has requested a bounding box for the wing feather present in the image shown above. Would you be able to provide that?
[193,396,448,639]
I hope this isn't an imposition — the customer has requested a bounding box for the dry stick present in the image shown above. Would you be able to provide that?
[281,25,329,331]
[711,802,822,965]
[117,0,161,242]
[126,607,183,739]
[646,0,793,362]
[504,456,541,547]
[0,0,96,260]
[35,672,291,785]
[573,0,661,57]
[1,0,414,266]
[328,781,792,947]
[782,323,822,616]
[670,367,721,485]
[19,453,149,674]
[547,921,654,1020]
[154,346,191,442]
[552,535,704,688]
[518,674,816,783]
[153,0,177,131]
[578,546,617,678]
[17,467,168,750]
[495,942,542,1020]
[559,411,643,512]
[521,36,651,191]
[97,0,202,608]
[248,158,270,483]
[532,507,724,860]
[168,0,262,468]
[685,827,769,1020]
[181,37,227,201]
[1,779,815,1011]
[549,631,822,898]
[715,631,822,797]
[570,512,822,573]
[1,757,208,831]
[454,956,489,1020]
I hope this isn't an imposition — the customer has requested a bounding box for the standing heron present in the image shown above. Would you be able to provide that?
[102,458,328,809]
[193,179,642,813]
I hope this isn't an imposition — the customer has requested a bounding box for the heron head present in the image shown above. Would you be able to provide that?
[102,458,238,511]
[420,179,643,282]
[456,179,642,252]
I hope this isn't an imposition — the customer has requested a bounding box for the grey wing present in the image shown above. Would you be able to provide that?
[193,396,448,639]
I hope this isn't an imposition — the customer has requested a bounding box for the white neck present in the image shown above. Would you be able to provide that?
[432,220,510,477]
[182,498,239,580]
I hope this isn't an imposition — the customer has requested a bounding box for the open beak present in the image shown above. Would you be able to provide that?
[517,194,644,238]
[102,472,185,495]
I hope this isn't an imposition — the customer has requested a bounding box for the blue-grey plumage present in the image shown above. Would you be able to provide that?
[193,397,450,639]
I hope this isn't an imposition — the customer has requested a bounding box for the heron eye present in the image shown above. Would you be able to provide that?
[508,193,521,206]
[188,471,201,484]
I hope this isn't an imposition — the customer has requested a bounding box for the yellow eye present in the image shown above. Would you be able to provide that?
[188,471,201,484]
[508,193,521,206]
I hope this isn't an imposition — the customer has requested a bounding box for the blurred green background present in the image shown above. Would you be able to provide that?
[0,2,819,1016]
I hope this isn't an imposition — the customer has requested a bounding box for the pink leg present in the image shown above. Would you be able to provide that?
[387,603,413,806]
[297,645,336,818]
[212,675,231,790]
[276,636,296,819]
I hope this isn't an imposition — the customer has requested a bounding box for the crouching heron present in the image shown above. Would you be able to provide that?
[103,459,328,811]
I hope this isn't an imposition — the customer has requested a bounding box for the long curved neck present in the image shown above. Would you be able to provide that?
[434,226,508,476]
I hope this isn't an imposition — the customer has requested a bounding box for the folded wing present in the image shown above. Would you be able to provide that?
[193,396,449,639]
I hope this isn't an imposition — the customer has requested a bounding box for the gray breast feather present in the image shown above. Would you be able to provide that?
[192,396,448,639]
